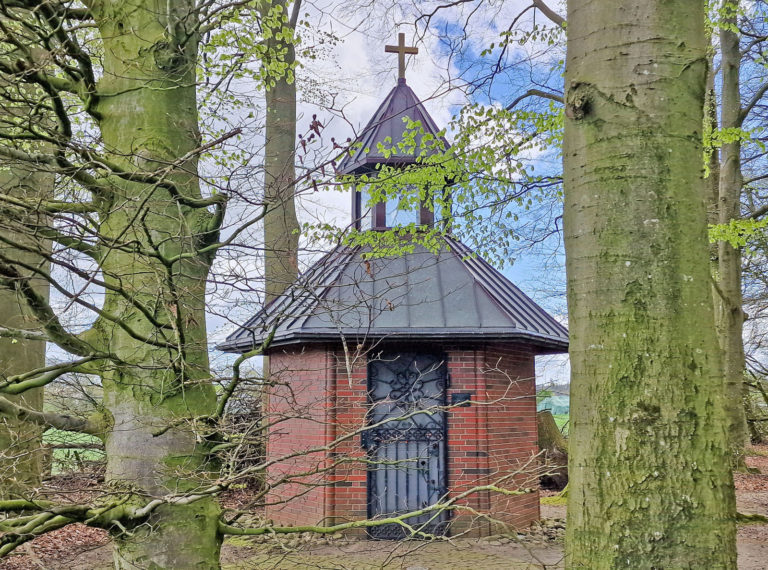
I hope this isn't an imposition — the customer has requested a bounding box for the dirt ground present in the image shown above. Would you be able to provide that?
[2,447,767,570]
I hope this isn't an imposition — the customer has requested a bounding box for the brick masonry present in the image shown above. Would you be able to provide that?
[263,342,540,536]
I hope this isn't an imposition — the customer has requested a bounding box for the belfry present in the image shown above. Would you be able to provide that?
[218,35,568,537]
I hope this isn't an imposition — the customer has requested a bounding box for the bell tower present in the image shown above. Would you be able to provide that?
[337,34,451,231]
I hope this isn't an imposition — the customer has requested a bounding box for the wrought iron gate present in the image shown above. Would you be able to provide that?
[363,352,448,539]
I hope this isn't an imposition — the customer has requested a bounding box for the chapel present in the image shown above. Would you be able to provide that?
[217,35,569,538]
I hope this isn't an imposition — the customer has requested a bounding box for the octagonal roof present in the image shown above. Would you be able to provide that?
[217,236,568,354]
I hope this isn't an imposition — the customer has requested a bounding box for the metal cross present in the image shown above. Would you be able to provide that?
[385,33,418,80]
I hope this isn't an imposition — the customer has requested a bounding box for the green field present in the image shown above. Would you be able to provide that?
[43,429,104,474]
[553,414,570,436]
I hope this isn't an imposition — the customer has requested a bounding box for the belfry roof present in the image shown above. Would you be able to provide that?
[337,79,450,175]
[217,236,568,353]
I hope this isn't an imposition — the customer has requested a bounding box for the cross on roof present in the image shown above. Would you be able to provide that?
[385,33,418,81]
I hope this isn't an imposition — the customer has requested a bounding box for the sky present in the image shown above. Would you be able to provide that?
[207,1,571,386]
[40,1,571,388]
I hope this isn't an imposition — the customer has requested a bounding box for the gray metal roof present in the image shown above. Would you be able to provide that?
[217,236,569,353]
[337,79,450,175]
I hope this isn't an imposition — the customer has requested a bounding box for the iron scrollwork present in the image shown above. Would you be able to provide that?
[366,352,449,539]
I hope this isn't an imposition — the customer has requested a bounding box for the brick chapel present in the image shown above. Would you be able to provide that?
[218,35,569,538]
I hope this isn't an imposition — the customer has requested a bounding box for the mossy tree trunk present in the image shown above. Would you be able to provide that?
[0,163,50,498]
[90,1,222,566]
[716,0,749,466]
[261,0,300,305]
[563,0,737,567]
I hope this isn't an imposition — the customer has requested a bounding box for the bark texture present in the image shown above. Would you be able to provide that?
[91,0,221,566]
[0,163,49,498]
[537,410,568,490]
[563,1,737,567]
[262,0,300,304]
[716,1,749,465]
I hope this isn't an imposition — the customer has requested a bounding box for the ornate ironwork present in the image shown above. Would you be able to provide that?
[365,352,449,539]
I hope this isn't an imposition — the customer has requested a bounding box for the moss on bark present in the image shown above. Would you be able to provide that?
[563,1,737,567]
[0,162,51,498]
[90,0,222,566]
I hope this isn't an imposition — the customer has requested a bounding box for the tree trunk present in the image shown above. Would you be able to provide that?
[262,0,300,305]
[538,410,568,490]
[92,1,221,566]
[0,162,49,498]
[538,410,567,455]
[717,0,749,466]
[563,1,737,567]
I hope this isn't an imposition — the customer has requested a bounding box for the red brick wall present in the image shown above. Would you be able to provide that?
[325,349,368,526]
[264,342,540,534]
[481,343,541,531]
[264,347,333,527]
[445,346,491,535]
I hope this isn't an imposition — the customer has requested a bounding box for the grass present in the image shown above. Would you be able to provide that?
[43,428,104,474]
[552,414,569,436]
[540,495,567,506]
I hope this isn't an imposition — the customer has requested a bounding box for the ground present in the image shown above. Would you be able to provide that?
[1,446,766,569]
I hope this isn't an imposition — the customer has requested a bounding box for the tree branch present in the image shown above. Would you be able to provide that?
[0,259,102,356]
[0,394,103,435]
[506,88,564,111]
[0,356,101,394]
[0,143,112,198]
[532,0,565,27]
[0,250,177,350]
[215,326,276,418]
[740,80,768,124]
[0,326,48,342]
[748,203,768,220]
[219,481,531,537]
[0,192,98,214]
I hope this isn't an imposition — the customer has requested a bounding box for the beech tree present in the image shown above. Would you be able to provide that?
[716,0,750,465]
[0,0,289,565]
[563,0,737,567]
[0,150,50,498]
[261,0,300,304]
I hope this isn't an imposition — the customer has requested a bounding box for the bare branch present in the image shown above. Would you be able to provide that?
[0,259,102,356]
[506,88,563,111]
[0,356,101,394]
[0,394,103,435]
[740,81,768,124]
[216,326,276,418]
[532,0,565,27]
[748,203,768,220]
